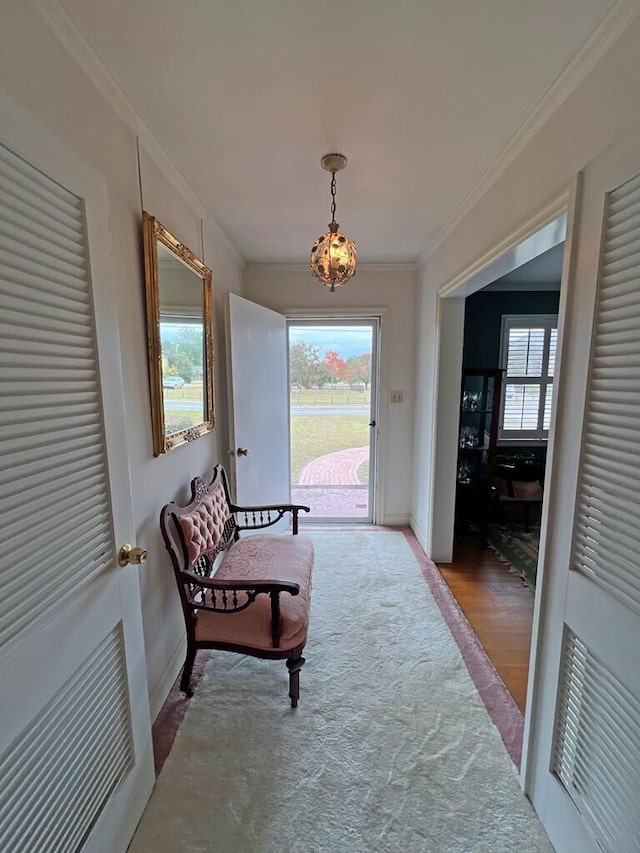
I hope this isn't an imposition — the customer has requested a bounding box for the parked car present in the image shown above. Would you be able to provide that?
[163,375,185,389]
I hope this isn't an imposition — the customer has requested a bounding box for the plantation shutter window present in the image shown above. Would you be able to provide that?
[500,315,558,439]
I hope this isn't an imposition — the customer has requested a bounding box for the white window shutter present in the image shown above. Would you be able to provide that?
[0,143,114,649]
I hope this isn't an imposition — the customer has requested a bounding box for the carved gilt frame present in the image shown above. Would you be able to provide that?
[142,211,215,455]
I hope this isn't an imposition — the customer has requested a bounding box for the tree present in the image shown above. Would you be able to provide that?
[160,323,203,384]
[324,349,346,384]
[344,353,372,389]
[289,341,322,389]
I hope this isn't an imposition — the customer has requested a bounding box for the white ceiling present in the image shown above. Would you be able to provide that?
[60,0,617,263]
[486,242,565,290]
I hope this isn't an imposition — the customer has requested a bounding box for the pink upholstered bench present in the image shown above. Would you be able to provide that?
[160,465,314,707]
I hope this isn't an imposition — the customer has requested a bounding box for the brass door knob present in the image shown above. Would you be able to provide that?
[118,544,147,566]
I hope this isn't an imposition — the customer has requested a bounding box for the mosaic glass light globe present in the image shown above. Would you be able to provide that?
[310,154,357,292]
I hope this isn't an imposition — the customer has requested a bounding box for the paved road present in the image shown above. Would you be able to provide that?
[165,399,205,412]
[291,405,370,416]
[165,402,370,417]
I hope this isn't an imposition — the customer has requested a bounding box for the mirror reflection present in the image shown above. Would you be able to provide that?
[142,211,214,456]
[157,244,205,437]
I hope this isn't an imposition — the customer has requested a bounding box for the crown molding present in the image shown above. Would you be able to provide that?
[418,0,640,268]
[245,262,417,274]
[31,0,244,268]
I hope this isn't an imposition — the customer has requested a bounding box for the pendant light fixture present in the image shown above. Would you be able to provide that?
[310,153,357,292]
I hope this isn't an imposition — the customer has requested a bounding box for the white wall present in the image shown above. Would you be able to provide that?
[243,264,417,524]
[412,14,640,560]
[0,0,244,718]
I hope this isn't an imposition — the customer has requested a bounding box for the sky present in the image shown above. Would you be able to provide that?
[289,325,372,360]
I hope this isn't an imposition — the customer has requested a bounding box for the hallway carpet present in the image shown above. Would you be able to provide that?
[131,530,551,853]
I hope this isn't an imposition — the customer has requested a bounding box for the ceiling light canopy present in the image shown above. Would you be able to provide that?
[310,153,357,292]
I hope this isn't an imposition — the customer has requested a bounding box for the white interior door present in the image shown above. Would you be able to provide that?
[0,91,153,851]
[526,126,640,852]
[225,294,290,510]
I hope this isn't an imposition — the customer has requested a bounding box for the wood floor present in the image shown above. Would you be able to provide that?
[437,533,535,713]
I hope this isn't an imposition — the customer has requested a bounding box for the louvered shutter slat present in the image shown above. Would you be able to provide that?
[552,632,640,853]
[0,143,114,649]
[0,218,86,268]
[571,173,640,615]
[0,446,102,494]
[1,471,105,528]
[0,167,81,227]
[0,628,133,853]
[2,266,95,307]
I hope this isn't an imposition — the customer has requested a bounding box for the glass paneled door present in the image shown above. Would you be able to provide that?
[288,319,378,522]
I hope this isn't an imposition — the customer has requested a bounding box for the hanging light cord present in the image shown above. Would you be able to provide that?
[330,170,337,224]
[136,135,144,215]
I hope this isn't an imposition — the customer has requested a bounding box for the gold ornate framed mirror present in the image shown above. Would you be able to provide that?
[142,212,214,455]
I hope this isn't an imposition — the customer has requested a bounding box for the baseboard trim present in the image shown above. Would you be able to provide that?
[149,634,186,722]
[409,515,431,557]
[380,514,410,526]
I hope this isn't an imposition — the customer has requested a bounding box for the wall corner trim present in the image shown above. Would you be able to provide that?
[416,0,640,269]
[31,0,245,268]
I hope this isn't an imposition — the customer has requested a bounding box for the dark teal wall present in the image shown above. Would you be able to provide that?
[463,290,561,369]
[463,290,560,458]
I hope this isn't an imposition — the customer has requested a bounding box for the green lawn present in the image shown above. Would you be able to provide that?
[163,383,203,401]
[290,415,369,484]
[163,404,205,435]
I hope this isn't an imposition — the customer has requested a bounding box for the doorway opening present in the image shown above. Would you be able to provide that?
[455,243,564,574]
[447,239,565,712]
[429,208,568,723]
[288,319,378,522]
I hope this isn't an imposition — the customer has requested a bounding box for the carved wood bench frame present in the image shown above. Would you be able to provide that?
[160,465,312,707]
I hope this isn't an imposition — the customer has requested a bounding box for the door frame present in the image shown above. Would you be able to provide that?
[426,187,575,793]
[285,309,385,523]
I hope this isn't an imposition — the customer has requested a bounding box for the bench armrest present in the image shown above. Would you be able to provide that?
[181,571,300,596]
[230,503,310,535]
[181,571,300,649]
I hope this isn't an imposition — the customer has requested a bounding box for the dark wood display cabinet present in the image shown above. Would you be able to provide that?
[455,368,504,545]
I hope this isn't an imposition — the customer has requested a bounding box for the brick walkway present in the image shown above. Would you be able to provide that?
[298,445,369,485]
[293,445,370,518]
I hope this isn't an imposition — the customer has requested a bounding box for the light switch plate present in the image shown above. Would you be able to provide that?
[390,390,404,404]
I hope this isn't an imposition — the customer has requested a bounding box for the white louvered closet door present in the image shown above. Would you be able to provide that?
[0,92,153,851]
[526,127,640,852]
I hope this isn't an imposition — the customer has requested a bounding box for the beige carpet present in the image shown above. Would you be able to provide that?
[131,530,551,853]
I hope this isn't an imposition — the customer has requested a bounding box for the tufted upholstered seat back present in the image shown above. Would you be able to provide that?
[177,480,229,566]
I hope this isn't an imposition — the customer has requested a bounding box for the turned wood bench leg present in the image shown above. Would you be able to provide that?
[180,641,196,697]
[286,650,305,708]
